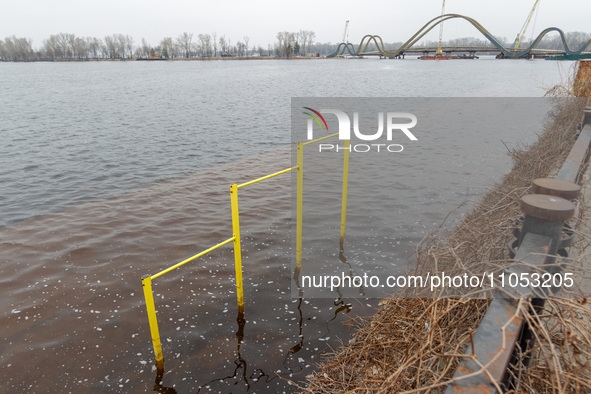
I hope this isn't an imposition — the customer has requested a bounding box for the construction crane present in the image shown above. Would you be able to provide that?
[512,0,540,49]
[436,0,446,56]
[342,20,349,43]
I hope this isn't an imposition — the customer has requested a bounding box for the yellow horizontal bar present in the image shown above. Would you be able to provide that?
[237,166,296,188]
[151,236,235,279]
[302,132,339,146]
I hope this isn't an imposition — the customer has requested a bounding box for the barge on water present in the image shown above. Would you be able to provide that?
[419,54,479,60]
[545,53,591,61]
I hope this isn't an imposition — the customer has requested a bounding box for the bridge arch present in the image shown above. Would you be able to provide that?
[327,14,591,59]
[327,42,358,57]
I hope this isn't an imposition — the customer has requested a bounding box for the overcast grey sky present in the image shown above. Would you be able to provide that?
[3,0,590,48]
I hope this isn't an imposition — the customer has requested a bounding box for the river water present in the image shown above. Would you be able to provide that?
[0,57,576,392]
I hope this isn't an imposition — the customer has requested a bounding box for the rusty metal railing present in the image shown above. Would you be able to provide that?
[447,95,591,392]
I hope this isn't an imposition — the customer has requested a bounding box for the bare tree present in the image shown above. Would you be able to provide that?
[160,37,174,58]
[243,35,250,56]
[204,34,212,57]
[43,35,60,59]
[219,35,227,55]
[104,35,116,58]
[100,40,109,58]
[198,34,212,57]
[67,34,77,57]
[116,34,126,57]
[57,33,74,58]
[125,35,134,58]
[102,33,129,58]
[87,37,102,58]
[300,30,316,56]
[139,38,151,58]
[236,41,245,56]
[196,35,205,57]
[1,35,35,61]
[72,36,87,59]
[276,32,284,56]
[297,30,304,55]
[176,32,193,58]
[276,31,295,58]
[190,41,199,57]
[212,32,217,57]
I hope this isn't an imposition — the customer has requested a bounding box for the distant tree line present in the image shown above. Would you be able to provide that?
[535,31,591,50]
[2,30,589,61]
[419,37,498,48]
[419,32,591,50]
[274,30,316,58]
[310,32,591,56]
[0,30,318,61]
[0,36,36,61]
[305,37,499,56]
[308,41,405,56]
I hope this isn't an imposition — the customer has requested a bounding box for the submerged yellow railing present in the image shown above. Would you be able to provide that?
[231,164,299,311]
[141,135,349,370]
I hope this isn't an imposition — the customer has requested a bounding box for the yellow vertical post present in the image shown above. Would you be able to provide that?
[141,274,164,371]
[296,142,304,270]
[230,183,244,313]
[340,139,350,247]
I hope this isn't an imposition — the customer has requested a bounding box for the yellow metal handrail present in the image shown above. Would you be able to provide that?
[340,139,350,246]
[140,236,236,370]
[152,237,235,280]
[237,166,296,189]
[231,164,298,312]
[141,136,349,371]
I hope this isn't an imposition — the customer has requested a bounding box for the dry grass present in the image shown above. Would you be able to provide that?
[302,68,590,393]
[546,61,591,98]
[507,297,591,393]
[574,61,591,98]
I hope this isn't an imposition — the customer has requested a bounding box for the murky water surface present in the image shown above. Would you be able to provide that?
[0,58,574,392]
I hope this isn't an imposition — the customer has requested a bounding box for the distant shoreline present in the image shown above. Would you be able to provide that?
[0,55,326,63]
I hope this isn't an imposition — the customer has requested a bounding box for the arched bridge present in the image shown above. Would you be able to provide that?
[328,14,591,59]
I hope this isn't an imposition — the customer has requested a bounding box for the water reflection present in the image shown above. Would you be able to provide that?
[195,311,276,392]
[151,244,363,392]
[339,245,366,298]
[153,380,178,394]
[190,290,317,391]
[153,368,177,393]
[282,293,305,376]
